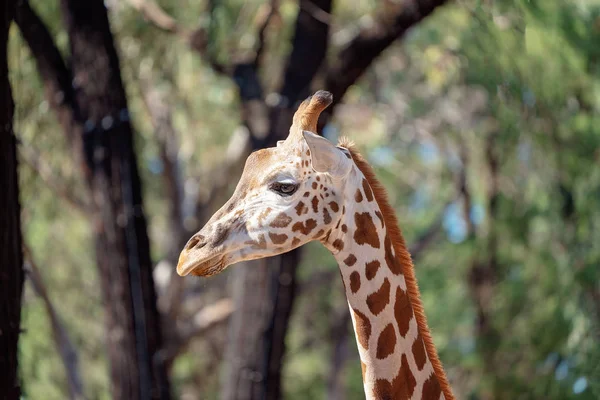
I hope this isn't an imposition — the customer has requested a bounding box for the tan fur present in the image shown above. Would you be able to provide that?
[339,137,455,400]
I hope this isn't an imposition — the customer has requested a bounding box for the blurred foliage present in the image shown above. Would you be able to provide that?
[7,0,600,398]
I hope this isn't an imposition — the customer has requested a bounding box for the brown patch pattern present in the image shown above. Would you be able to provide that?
[365,260,381,280]
[292,219,317,235]
[422,373,442,400]
[344,254,357,266]
[354,212,381,249]
[373,354,416,400]
[332,239,344,251]
[376,323,397,359]
[412,333,427,370]
[350,271,361,293]
[352,308,371,350]
[367,278,390,316]
[374,210,384,228]
[394,287,413,337]
[323,207,332,224]
[355,189,363,202]
[384,235,402,275]
[362,178,374,202]
[269,232,288,245]
[292,237,301,246]
[311,196,319,213]
[329,201,339,213]
[295,201,307,216]
[270,212,292,228]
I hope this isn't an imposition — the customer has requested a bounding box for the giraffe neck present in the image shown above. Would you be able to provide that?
[322,165,449,400]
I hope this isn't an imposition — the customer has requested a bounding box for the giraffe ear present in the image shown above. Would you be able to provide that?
[302,130,352,178]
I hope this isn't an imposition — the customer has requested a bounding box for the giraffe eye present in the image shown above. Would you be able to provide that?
[270,181,298,196]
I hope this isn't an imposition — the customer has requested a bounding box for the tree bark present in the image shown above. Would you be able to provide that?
[0,1,25,398]
[59,1,171,398]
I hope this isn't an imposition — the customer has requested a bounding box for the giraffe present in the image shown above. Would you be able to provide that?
[177,91,454,400]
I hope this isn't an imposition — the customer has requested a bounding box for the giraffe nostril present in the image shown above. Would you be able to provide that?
[185,235,206,251]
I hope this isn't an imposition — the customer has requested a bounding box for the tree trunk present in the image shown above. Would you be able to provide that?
[0,1,25,398]
[60,1,171,398]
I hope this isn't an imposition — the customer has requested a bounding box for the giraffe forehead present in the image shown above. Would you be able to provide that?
[239,145,314,189]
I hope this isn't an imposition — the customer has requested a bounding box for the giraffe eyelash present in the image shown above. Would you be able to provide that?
[269,180,299,196]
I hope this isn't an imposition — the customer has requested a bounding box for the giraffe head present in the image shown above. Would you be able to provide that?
[177,91,355,277]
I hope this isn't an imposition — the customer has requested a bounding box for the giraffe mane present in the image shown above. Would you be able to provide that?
[338,137,455,400]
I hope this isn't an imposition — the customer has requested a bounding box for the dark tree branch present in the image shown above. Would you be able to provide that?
[14,0,82,153]
[23,245,86,400]
[0,1,25,398]
[320,0,450,128]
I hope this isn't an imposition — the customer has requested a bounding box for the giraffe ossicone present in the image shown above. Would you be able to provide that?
[177,90,455,400]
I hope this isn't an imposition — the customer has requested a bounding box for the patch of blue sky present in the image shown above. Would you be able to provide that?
[443,202,467,243]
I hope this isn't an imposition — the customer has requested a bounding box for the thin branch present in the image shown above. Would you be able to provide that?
[127,0,183,34]
[253,0,281,69]
[19,143,89,213]
[23,244,86,400]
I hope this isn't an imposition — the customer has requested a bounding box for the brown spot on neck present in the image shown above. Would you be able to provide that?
[332,239,344,251]
[422,373,442,399]
[354,212,380,249]
[365,260,381,280]
[350,271,361,293]
[355,188,363,202]
[394,286,413,337]
[367,278,390,316]
[412,333,427,370]
[374,210,384,228]
[384,235,402,275]
[376,323,396,359]
[373,354,416,400]
[344,254,357,266]
[362,178,374,202]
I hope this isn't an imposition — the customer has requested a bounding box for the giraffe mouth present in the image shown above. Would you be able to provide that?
[177,254,225,277]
